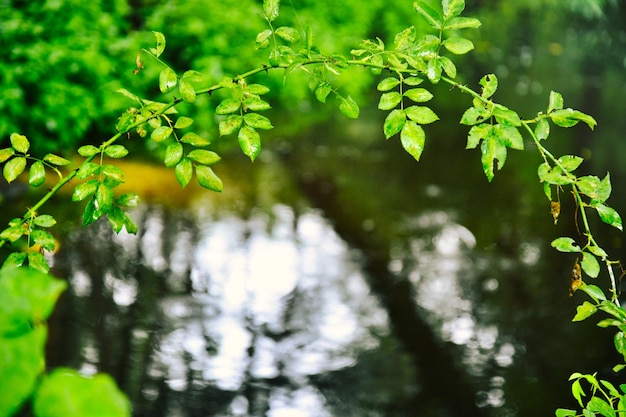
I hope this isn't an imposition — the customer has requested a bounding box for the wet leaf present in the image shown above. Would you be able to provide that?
[551,237,581,253]
[33,215,56,228]
[151,126,173,143]
[159,67,177,93]
[3,157,26,183]
[572,301,597,322]
[31,229,56,252]
[339,95,359,119]
[77,145,100,157]
[96,183,114,214]
[404,88,433,103]
[442,37,474,54]
[383,109,406,139]
[82,197,101,227]
[76,162,100,180]
[101,164,125,186]
[400,121,426,161]
[378,92,402,110]
[0,226,25,243]
[377,77,401,91]
[243,113,273,130]
[238,126,261,161]
[175,158,192,188]
[219,115,243,136]
[479,74,498,98]
[180,132,211,147]
[174,116,194,129]
[116,193,139,208]
[188,149,221,165]
[179,78,196,103]
[581,252,600,278]
[594,203,623,231]
[405,106,439,124]
[104,145,129,159]
[43,154,70,166]
[164,142,183,168]
[10,133,30,154]
[196,165,223,192]
[28,161,46,187]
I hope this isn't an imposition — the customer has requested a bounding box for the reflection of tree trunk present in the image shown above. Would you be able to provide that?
[298,174,487,417]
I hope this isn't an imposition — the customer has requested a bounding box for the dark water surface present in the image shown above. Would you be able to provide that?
[34,112,623,417]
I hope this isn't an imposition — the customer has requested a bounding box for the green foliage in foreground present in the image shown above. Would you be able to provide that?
[0,0,624,415]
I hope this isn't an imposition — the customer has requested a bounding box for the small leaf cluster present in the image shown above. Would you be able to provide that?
[217,79,273,162]
[461,74,524,182]
[1,213,57,273]
[72,144,139,234]
[0,133,70,185]
[556,371,626,417]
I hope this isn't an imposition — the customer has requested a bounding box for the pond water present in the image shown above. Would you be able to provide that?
[34,111,623,417]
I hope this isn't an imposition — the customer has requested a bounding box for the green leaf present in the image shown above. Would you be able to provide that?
[244,96,271,111]
[104,145,129,159]
[558,155,584,172]
[31,229,56,252]
[493,105,521,126]
[96,183,114,214]
[443,0,465,18]
[219,115,243,136]
[548,90,564,113]
[466,124,490,149]
[77,145,100,157]
[405,106,439,124]
[238,126,261,162]
[263,0,280,22]
[587,396,616,417]
[577,174,611,202]
[1,252,27,269]
[461,106,490,125]
[116,193,139,208]
[377,77,401,92]
[151,31,166,57]
[76,162,100,180]
[28,161,46,187]
[573,301,597,322]
[535,118,550,140]
[33,215,56,228]
[339,95,360,119]
[480,136,507,182]
[195,165,223,192]
[550,108,597,130]
[555,409,577,417]
[378,92,402,110]
[383,109,407,139]
[551,237,581,253]
[175,158,193,188]
[580,284,607,302]
[414,0,443,29]
[246,84,270,95]
[275,26,300,42]
[216,98,242,115]
[0,226,25,243]
[107,206,127,234]
[581,252,600,278]
[3,157,26,183]
[538,163,574,185]
[43,153,70,166]
[151,126,173,143]
[82,197,101,227]
[426,56,442,83]
[101,164,125,187]
[443,16,481,30]
[174,116,194,129]
[0,148,15,165]
[315,83,332,103]
[10,133,30,154]
[442,37,474,54]
[439,56,457,78]
[594,203,623,231]
[159,67,178,93]
[188,150,221,165]
[243,113,273,130]
[0,326,47,416]
[256,29,272,47]
[403,77,423,86]
[479,74,498,99]
[179,78,196,103]
[404,88,433,103]
[400,121,426,161]
[164,142,183,168]
[498,125,524,150]
[394,26,416,50]
[180,132,211,147]
[34,368,131,417]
